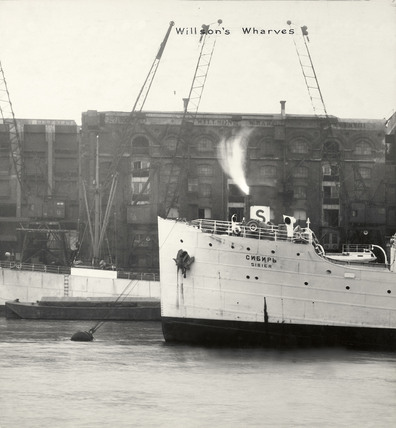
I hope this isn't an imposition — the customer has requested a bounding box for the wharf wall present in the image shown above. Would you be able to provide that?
[0,267,160,312]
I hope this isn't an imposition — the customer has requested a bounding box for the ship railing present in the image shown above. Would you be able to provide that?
[0,261,71,274]
[341,244,372,253]
[0,260,159,280]
[190,219,309,243]
[117,271,159,281]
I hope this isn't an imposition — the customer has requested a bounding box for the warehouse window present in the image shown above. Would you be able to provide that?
[163,136,178,151]
[198,208,212,219]
[260,165,277,178]
[132,136,149,155]
[188,178,198,192]
[294,186,307,199]
[359,167,371,179]
[323,185,340,199]
[354,141,372,155]
[162,163,180,182]
[199,183,212,198]
[290,139,308,154]
[323,209,339,227]
[259,138,275,156]
[292,166,308,178]
[197,164,213,176]
[294,210,307,221]
[196,136,213,152]
[324,140,340,155]
[132,160,150,170]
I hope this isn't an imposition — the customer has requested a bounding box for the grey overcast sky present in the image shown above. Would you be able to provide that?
[0,0,395,124]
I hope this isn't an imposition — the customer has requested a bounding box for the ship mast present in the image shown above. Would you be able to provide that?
[93,134,100,265]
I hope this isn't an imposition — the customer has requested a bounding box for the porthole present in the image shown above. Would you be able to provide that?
[346,286,350,290]
[387,290,391,294]
[209,243,212,247]
[255,276,259,280]
[231,244,235,249]
[304,282,308,286]
[271,250,275,254]
[246,275,250,279]
[326,270,331,274]
[247,247,250,251]
[296,253,300,256]
[180,239,183,243]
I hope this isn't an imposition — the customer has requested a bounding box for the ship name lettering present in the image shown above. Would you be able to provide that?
[245,255,276,264]
[251,262,272,268]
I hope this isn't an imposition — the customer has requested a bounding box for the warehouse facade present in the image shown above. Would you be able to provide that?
[0,119,79,263]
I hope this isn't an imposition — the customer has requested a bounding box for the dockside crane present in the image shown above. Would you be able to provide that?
[287,21,390,248]
[83,21,174,265]
[128,19,223,217]
[287,21,342,173]
[0,61,23,217]
[104,20,175,186]
[161,19,223,217]
[287,21,372,239]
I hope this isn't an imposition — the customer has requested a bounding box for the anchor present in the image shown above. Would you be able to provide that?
[174,249,195,278]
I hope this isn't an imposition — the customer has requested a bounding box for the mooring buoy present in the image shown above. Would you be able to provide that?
[70,280,138,342]
[70,330,94,342]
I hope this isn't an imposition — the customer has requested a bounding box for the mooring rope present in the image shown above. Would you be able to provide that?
[88,279,140,334]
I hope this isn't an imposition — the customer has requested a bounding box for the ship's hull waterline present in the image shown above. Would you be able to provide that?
[162,317,396,349]
[158,217,396,350]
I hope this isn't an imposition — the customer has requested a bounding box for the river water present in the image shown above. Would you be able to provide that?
[0,318,395,428]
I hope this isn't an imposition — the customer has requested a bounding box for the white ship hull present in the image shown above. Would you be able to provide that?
[158,217,396,349]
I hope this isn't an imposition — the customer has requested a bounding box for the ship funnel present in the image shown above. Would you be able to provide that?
[283,215,296,238]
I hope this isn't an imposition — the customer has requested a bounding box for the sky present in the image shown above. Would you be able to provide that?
[0,0,395,125]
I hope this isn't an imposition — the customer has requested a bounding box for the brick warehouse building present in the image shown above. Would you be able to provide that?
[0,108,395,271]
[0,119,79,263]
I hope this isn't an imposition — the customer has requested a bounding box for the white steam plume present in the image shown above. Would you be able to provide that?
[217,128,251,195]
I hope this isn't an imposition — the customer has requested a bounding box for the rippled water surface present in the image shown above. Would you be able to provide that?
[0,318,395,428]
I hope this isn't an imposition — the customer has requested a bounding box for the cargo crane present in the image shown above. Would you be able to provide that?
[0,61,23,217]
[103,21,174,186]
[287,21,373,247]
[287,21,390,250]
[287,21,342,176]
[162,19,223,217]
[83,21,175,266]
[128,19,223,217]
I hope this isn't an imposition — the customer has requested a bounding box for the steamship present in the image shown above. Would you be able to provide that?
[158,212,396,349]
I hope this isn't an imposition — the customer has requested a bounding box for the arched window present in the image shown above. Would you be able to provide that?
[354,141,372,155]
[323,140,340,155]
[132,136,149,155]
[163,136,178,152]
[196,135,213,152]
[259,138,275,156]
